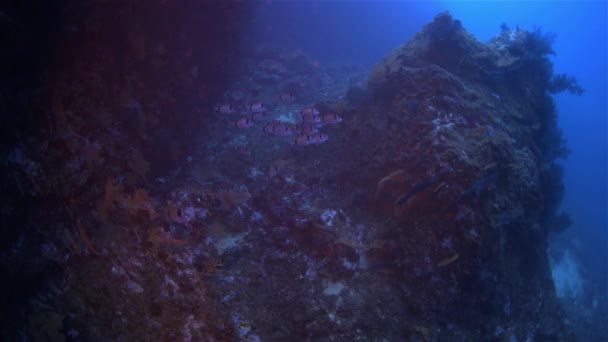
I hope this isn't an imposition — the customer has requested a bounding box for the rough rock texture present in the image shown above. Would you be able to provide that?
[2,7,578,341]
[1,1,254,340]
[329,13,575,339]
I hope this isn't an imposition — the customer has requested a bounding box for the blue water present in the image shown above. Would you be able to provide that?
[250,0,607,334]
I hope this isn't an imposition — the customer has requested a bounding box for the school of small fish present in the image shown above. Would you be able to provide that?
[214,91,344,148]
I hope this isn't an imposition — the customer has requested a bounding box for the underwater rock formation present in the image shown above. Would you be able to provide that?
[1,6,580,341]
[333,12,578,339]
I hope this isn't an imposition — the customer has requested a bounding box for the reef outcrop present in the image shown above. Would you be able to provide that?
[328,12,578,339]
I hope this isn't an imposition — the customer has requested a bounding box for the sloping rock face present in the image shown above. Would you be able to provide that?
[2,7,577,341]
[320,12,575,339]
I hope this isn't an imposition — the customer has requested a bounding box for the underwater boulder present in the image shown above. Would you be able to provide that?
[326,10,577,340]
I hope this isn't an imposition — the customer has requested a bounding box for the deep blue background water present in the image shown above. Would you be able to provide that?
[249,0,607,318]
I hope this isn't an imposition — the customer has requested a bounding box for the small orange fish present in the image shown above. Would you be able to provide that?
[249,101,267,113]
[215,103,236,114]
[321,112,343,125]
[235,117,254,129]
[309,132,329,144]
[300,107,320,116]
[295,132,328,146]
[264,121,294,136]
[295,134,314,146]
[263,121,277,134]
[299,124,319,135]
[301,112,322,124]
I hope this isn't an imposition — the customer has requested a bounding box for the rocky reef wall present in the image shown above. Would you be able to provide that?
[0,7,581,341]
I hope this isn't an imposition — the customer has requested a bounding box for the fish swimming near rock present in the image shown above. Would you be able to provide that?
[264,121,294,136]
[299,124,319,135]
[309,132,329,144]
[249,101,267,113]
[295,134,314,146]
[321,112,343,125]
[296,132,328,146]
[235,117,254,129]
[300,107,320,116]
[301,112,322,124]
[215,103,236,114]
